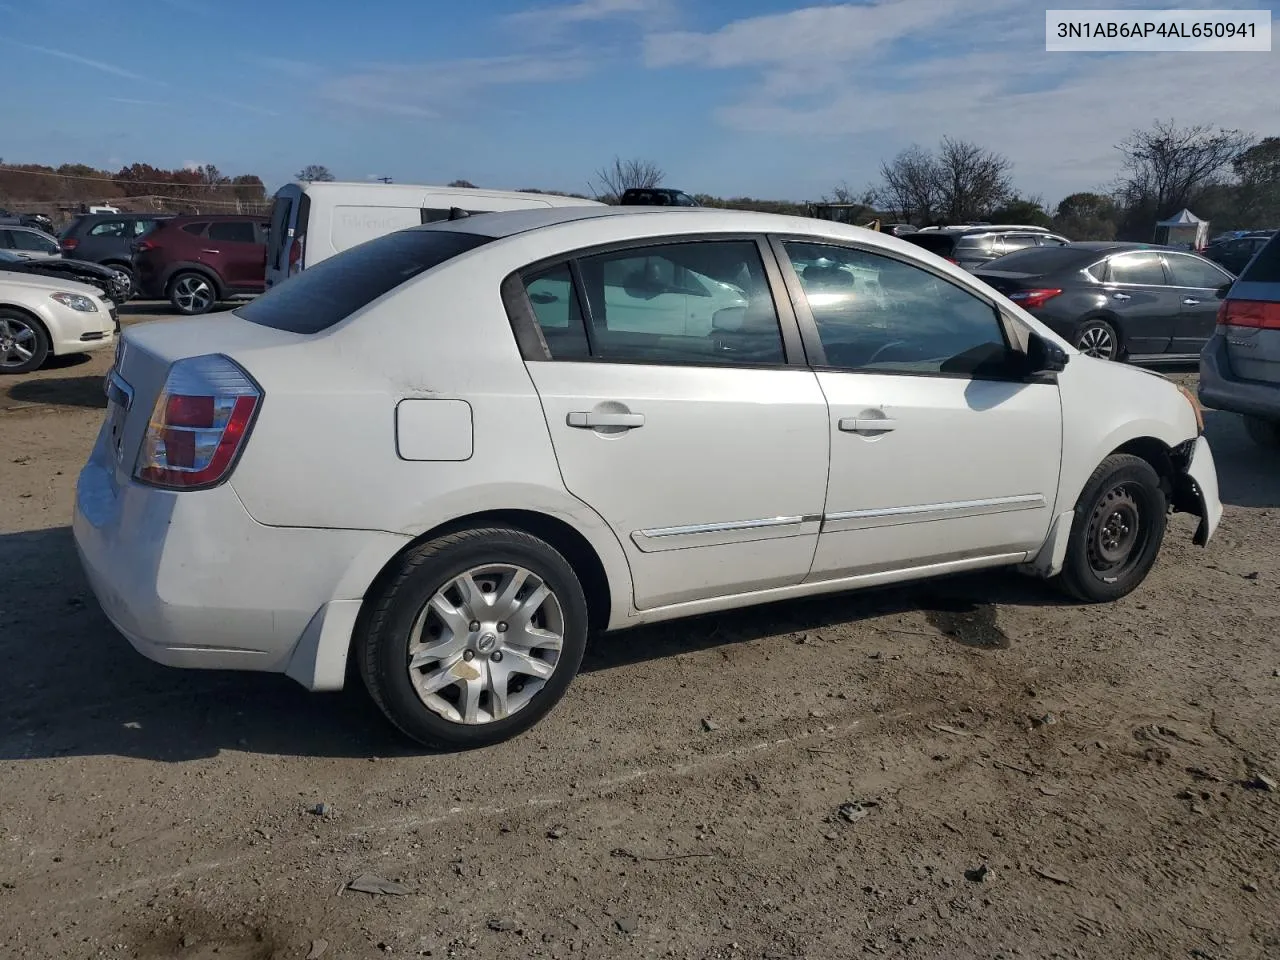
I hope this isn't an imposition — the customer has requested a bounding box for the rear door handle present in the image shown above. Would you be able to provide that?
[839,417,898,433]
[1112,292,1131,301]
[567,412,645,429]
[202,248,221,254]
[1182,297,1201,305]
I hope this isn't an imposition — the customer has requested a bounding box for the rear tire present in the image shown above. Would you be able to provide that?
[1075,319,1121,361]
[104,263,136,300]
[0,309,50,374]
[1054,454,1167,603]
[1243,415,1280,449]
[168,271,218,315]
[357,527,589,750]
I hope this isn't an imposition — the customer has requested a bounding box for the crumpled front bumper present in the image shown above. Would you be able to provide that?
[1173,435,1222,547]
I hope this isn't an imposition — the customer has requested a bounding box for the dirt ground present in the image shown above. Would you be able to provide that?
[2,306,1278,960]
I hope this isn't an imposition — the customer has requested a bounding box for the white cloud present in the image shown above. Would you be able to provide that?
[509,0,674,27]
[319,54,593,118]
[7,40,156,83]
[640,0,1279,202]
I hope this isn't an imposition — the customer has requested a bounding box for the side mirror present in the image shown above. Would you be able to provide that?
[1216,281,1232,299]
[1025,331,1068,373]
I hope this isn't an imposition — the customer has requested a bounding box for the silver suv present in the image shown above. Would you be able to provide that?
[1199,231,1280,447]
[904,224,1071,271]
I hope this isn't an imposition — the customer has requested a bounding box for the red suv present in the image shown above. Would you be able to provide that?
[134,215,268,315]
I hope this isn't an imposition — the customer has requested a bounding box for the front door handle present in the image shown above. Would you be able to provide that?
[1112,292,1131,301]
[202,248,221,254]
[1182,297,1201,305]
[839,417,898,433]
[567,412,645,429]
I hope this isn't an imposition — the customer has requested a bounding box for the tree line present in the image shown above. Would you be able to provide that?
[5,121,1277,238]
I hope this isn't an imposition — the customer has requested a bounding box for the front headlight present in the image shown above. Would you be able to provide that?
[51,292,99,313]
[1176,383,1205,436]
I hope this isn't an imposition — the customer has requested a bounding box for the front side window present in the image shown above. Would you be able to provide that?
[1164,254,1231,289]
[522,240,785,366]
[1107,252,1167,285]
[781,241,1008,376]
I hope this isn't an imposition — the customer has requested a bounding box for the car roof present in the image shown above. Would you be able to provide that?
[416,205,717,238]
[0,224,50,235]
[162,213,268,223]
[918,224,1054,235]
[75,212,170,220]
[1064,241,1176,254]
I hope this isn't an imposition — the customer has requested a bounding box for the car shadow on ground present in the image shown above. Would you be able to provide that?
[6,374,106,409]
[1203,409,1280,508]
[118,301,178,317]
[0,526,1058,764]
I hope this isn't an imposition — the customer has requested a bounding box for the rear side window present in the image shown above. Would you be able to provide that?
[238,229,493,334]
[208,221,257,243]
[1241,234,1280,283]
[182,222,209,236]
[1107,253,1167,285]
[89,220,128,237]
[903,233,956,256]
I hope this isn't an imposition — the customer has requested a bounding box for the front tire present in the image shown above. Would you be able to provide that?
[357,527,589,749]
[168,271,218,315]
[1055,454,1167,602]
[1075,319,1121,361]
[0,309,50,374]
[1243,415,1280,449]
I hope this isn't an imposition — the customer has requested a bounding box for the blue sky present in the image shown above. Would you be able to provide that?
[2,0,1277,205]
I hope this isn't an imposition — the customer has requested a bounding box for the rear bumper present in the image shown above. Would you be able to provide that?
[72,441,407,686]
[1198,334,1280,420]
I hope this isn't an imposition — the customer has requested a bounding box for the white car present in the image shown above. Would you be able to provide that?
[1,274,118,373]
[73,207,1222,748]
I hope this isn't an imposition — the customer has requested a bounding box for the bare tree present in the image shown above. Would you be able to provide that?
[873,145,942,224]
[591,156,664,201]
[295,164,335,182]
[1116,121,1253,217]
[448,179,477,189]
[197,164,229,187]
[934,137,1014,223]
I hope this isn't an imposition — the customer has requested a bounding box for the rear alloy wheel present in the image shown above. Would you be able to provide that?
[1243,415,1280,449]
[0,310,49,374]
[1075,319,1120,361]
[1055,453,1167,602]
[358,527,589,749]
[106,264,135,300]
[169,272,218,315]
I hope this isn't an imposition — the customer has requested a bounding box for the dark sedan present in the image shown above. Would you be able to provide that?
[974,242,1234,362]
[0,249,132,304]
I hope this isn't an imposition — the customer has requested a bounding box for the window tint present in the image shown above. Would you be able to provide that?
[1241,233,1280,283]
[1000,234,1040,252]
[573,240,784,365]
[182,222,208,236]
[10,230,56,253]
[89,220,128,238]
[782,241,1007,376]
[903,233,956,256]
[523,264,590,359]
[238,229,493,334]
[1087,261,1107,281]
[1164,254,1231,289]
[208,221,257,243]
[132,219,158,237]
[1107,253,1167,285]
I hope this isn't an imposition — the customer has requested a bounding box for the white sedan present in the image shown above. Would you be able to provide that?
[1,274,118,373]
[73,207,1221,748]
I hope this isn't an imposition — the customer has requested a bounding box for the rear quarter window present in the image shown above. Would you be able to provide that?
[1241,234,1280,284]
[237,228,493,334]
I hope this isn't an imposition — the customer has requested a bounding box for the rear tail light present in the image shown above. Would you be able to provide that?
[945,257,959,265]
[135,238,157,253]
[1007,288,1064,310]
[135,354,261,490]
[1217,299,1280,330]
[288,237,304,274]
[61,238,79,252]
